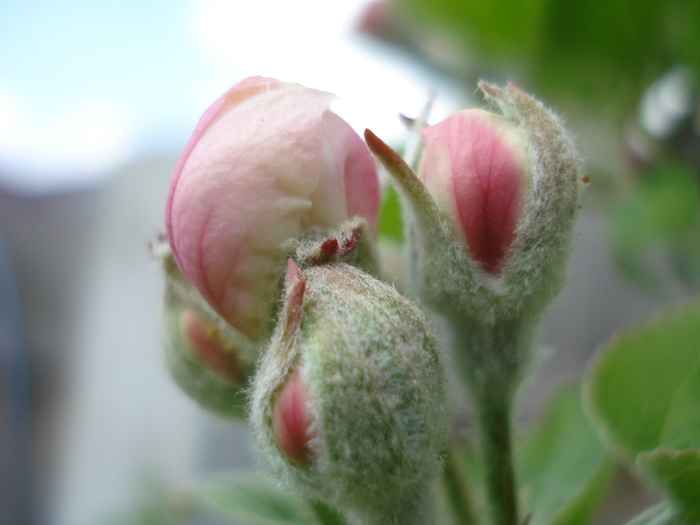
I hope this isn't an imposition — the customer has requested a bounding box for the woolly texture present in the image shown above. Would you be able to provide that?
[367,83,584,394]
[162,253,258,418]
[250,260,448,525]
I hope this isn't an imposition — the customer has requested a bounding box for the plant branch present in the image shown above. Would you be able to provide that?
[442,443,477,525]
[478,392,518,525]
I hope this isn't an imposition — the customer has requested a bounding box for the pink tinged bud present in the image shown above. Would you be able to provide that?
[166,76,380,340]
[420,109,527,274]
[179,309,239,380]
[272,369,314,464]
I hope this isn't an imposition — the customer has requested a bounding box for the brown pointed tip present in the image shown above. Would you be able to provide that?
[364,128,380,150]
[364,128,410,173]
[273,369,314,464]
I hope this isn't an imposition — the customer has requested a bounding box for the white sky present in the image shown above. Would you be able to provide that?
[0,0,466,194]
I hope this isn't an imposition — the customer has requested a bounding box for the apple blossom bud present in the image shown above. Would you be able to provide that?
[160,249,258,418]
[365,81,585,398]
[166,76,380,341]
[419,109,527,274]
[251,256,448,525]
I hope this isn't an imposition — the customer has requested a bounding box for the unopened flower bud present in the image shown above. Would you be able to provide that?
[365,81,585,397]
[251,257,448,525]
[160,249,258,418]
[419,109,527,274]
[166,76,380,341]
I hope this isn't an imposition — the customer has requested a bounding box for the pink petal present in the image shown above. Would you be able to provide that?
[166,77,379,339]
[272,369,314,464]
[421,109,526,274]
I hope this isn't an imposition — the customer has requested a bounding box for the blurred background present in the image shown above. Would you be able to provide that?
[0,0,698,524]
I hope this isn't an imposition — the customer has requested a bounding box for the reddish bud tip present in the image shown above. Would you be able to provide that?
[319,238,339,260]
[179,309,239,380]
[272,370,314,464]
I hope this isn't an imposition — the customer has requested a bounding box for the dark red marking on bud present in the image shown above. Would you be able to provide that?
[273,369,314,464]
[319,237,339,260]
[582,175,590,184]
[302,237,339,265]
[339,224,363,257]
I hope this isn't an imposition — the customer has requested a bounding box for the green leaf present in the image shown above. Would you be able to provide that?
[606,164,700,294]
[379,182,404,244]
[536,0,668,107]
[585,297,700,461]
[198,473,314,525]
[622,503,682,525]
[397,0,548,62]
[661,357,700,450]
[637,449,700,523]
[518,384,615,525]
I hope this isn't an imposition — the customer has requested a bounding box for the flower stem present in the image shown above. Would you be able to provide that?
[477,392,518,525]
[442,443,477,525]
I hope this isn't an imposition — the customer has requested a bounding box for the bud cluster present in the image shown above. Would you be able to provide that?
[159,75,585,525]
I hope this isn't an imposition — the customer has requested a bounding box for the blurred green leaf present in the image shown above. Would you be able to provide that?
[622,503,682,525]
[607,164,700,294]
[608,165,699,250]
[536,0,668,107]
[637,449,700,523]
[660,356,700,450]
[669,222,700,292]
[199,474,314,525]
[392,0,700,112]
[585,297,700,460]
[379,183,404,243]
[398,0,548,62]
[518,384,614,525]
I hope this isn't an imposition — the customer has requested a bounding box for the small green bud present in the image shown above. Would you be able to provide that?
[158,240,259,419]
[250,257,449,525]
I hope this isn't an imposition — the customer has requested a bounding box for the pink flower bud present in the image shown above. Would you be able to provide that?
[166,77,380,340]
[272,369,314,464]
[179,308,240,381]
[419,109,527,274]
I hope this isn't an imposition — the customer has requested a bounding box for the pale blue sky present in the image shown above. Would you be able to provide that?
[0,0,464,192]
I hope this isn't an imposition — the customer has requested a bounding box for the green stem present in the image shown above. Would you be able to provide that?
[442,443,477,525]
[478,393,518,525]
